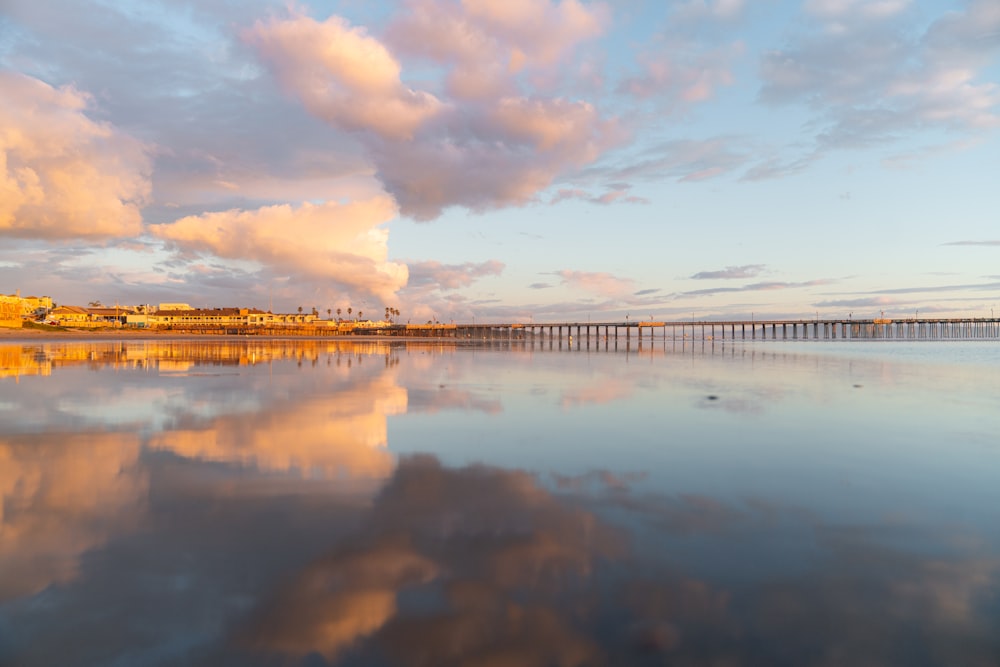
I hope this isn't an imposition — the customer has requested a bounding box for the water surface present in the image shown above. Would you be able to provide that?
[1,339,999,666]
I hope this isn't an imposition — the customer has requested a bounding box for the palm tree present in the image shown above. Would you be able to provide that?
[336,308,342,321]
[347,307,352,319]
[297,306,303,315]
[358,310,363,321]
[327,308,332,320]
[385,306,390,322]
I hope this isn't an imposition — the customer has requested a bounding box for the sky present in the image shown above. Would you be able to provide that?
[1,0,999,323]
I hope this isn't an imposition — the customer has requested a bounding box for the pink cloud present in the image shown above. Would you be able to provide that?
[0,71,151,240]
[248,6,621,220]
[406,259,505,290]
[244,12,443,141]
[152,197,408,302]
[557,269,637,298]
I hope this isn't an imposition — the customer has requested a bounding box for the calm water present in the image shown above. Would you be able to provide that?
[1,339,999,666]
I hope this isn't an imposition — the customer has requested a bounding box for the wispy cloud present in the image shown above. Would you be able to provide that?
[556,269,638,298]
[405,259,505,290]
[549,185,649,206]
[756,0,1000,171]
[849,281,1000,295]
[943,240,1000,246]
[682,279,834,297]
[691,264,766,280]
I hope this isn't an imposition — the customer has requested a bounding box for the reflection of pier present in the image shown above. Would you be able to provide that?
[154,318,1000,341]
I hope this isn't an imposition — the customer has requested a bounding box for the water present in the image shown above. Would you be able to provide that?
[1,339,999,666]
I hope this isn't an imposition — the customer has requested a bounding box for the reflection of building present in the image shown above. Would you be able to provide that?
[0,346,53,379]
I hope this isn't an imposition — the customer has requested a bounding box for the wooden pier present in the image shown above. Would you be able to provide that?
[445,318,1000,342]
[155,318,1000,341]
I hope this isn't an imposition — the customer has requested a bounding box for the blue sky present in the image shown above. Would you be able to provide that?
[1,0,998,322]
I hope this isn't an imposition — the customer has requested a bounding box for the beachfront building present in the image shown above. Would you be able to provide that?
[149,307,277,328]
[0,295,21,328]
[48,305,133,328]
[1,292,54,324]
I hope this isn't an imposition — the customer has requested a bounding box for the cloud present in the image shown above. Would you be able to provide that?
[405,259,505,290]
[681,279,834,297]
[557,269,638,298]
[691,264,766,280]
[372,97,621,219]
[0,71,151,240]
[247,7,622,220]
[385,0,609,100]
[617,41,742,104]
[550,185,649,206]
[813,296,899,308]
[529,282,553,290]
[243,12,443,141]
[151,197,408,303]
[944,240,1000,246]
[607,137,749,184]
[758,0,1000,165]
[848,281,1000,295]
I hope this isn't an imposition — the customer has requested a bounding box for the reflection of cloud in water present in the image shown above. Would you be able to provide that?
[560,378,634,408]
[405,387,502,414]
[241,455,623,663]
[0,433,146,600]
[238,457,1000,666]
[149,374,405,479]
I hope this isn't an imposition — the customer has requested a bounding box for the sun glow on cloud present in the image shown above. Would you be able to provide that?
[246,2,620,221]
[153,197,408,302]
[0,71,151,241]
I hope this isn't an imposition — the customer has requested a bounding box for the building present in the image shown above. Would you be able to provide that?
[149,308,276,328]
[0,295,21,328]
[48,305,133,328]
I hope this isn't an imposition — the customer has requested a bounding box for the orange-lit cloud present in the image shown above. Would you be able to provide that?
[152,196,408,302]
[243,541,438,660]
[0,433,147,600]
[0,71,151,240]
[239,455,624,662]
[148,373,405,479]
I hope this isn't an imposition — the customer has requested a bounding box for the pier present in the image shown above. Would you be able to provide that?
[444,318,1000,342]
[157,318,1000,341]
